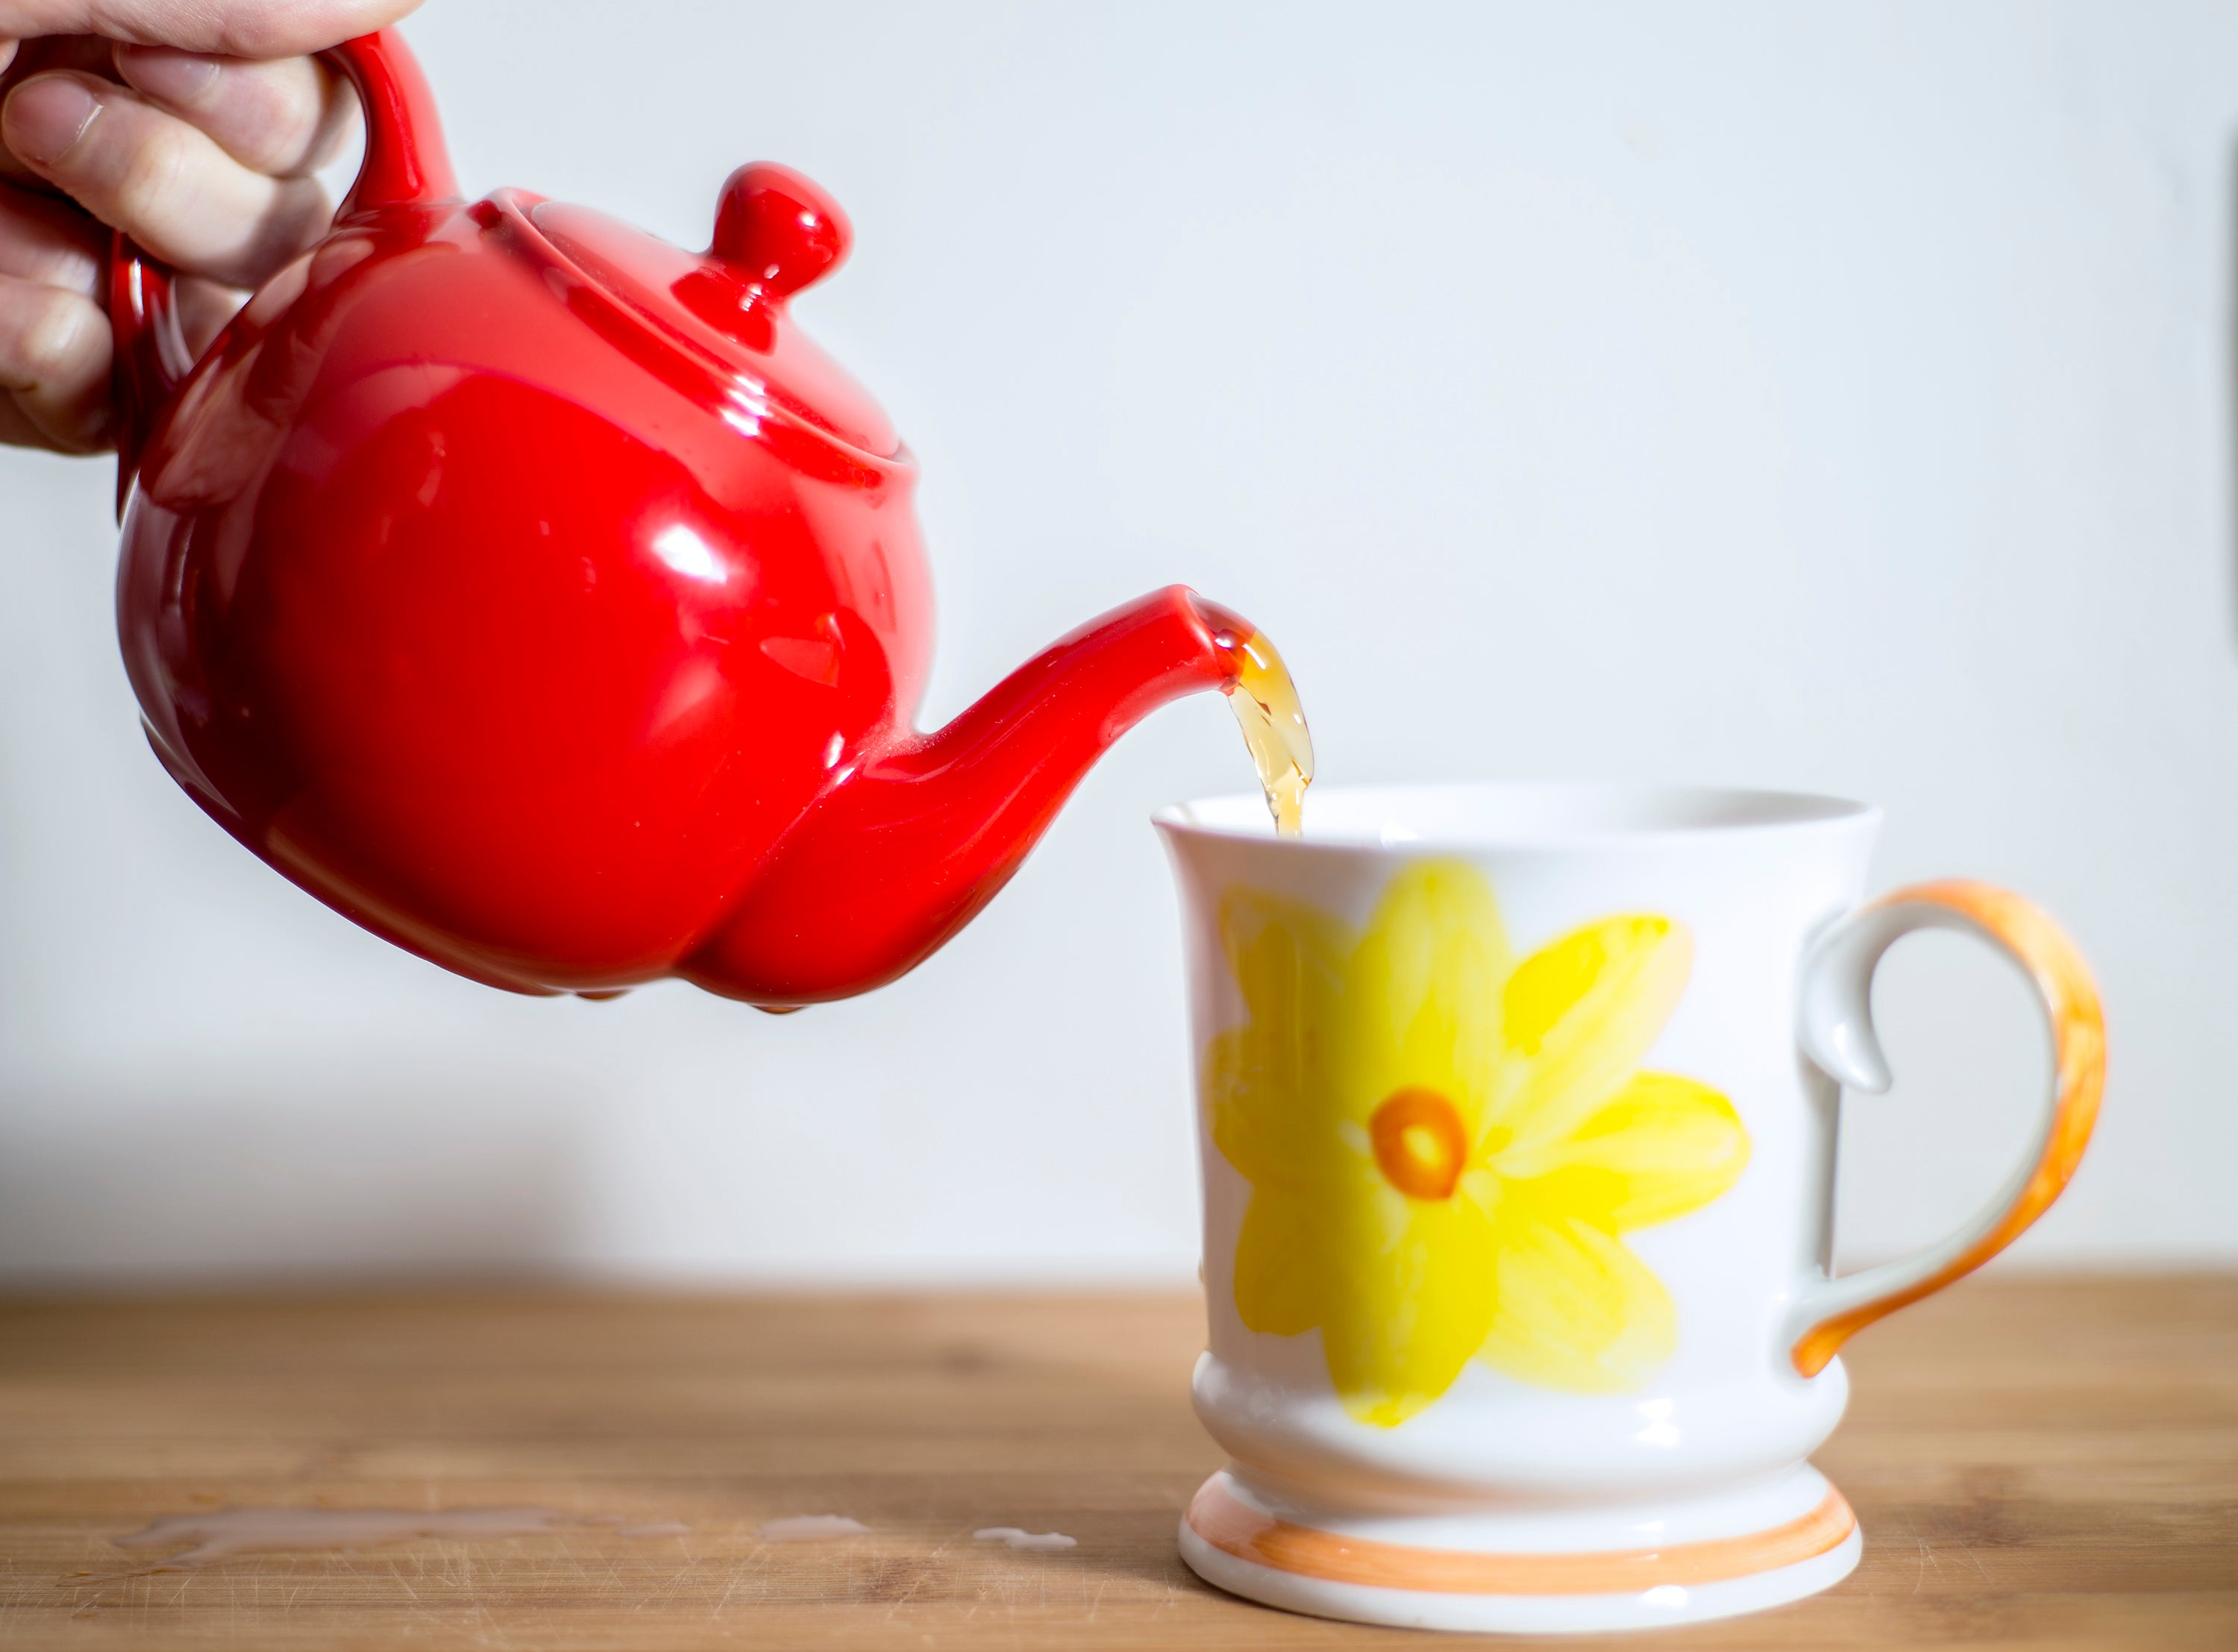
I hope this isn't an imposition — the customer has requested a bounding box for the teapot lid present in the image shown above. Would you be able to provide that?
[514,163,897,459]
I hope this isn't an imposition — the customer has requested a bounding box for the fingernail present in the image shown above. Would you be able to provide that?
[4,75,101,166]
[116,46,221,107]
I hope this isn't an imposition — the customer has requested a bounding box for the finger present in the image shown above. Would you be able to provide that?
[0,2,422,60]
[115,48,355,178]
[0,390,55,447]
[2,71,328,288]
[177,271,242,357]
[0,178,101,292]
[0,269,107,450]
[1,34,119,88]
[0,31,119,183]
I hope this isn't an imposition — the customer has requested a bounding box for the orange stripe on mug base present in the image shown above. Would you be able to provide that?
[1184,1474,1857,1596]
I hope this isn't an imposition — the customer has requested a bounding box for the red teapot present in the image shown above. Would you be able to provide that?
[110,30,1270,1007]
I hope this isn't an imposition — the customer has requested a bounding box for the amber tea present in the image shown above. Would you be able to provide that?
[1220,630,1313,835]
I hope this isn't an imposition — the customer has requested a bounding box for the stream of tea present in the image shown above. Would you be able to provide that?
[1222,629,1313,835]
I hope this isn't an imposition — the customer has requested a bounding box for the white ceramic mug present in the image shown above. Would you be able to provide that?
[1156,783,2103,1634]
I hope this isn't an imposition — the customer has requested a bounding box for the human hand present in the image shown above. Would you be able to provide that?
[0,1,421,453]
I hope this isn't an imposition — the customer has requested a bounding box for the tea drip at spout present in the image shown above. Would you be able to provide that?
[1216,629,1313,835]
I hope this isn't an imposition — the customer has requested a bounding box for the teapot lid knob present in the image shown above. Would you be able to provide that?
[708,162,850,301]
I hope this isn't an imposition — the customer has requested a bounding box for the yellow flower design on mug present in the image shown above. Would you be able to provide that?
[1206,860,1750,1427]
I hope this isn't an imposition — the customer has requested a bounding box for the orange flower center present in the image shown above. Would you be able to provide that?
[1369,1087,1470,1202]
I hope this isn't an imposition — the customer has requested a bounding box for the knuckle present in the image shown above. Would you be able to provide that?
[1,283,100,389]
[294,74,360,176]
[178,58,343,179]
[0,187,103,295]
[263,70,331,174]
[25,295,90,377]
[113,124,195,232]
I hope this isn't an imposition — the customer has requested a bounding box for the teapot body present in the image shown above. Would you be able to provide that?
[107,29,1262,1006]
[119,189,932,995]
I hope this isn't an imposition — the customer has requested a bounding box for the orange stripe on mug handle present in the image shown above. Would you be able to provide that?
[1789,879,2105,1378]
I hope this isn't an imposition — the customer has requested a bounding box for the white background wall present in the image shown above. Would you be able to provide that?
[1,0,2232,1284]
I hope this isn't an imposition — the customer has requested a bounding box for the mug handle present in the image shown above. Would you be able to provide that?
[1787,879,2105,1378]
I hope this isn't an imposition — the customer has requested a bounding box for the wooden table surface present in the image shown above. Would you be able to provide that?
[0,1274,2230,1650]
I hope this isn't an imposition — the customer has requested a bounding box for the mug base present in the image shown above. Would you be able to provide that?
[1176,1466,1861,1634]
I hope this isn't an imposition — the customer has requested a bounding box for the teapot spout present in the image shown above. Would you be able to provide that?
[684,585,1256,1005]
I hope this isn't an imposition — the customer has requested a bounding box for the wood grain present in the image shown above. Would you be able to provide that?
[0,1275,2230,1648]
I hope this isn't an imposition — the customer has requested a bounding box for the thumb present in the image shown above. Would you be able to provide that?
[0,3,422,60]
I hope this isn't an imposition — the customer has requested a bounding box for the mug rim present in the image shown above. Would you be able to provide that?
[1153,779,1882,852]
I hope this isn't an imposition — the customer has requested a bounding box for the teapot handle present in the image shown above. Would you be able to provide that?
[109,28,460,515]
